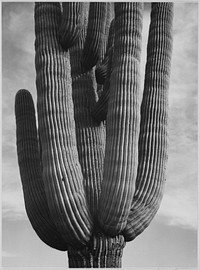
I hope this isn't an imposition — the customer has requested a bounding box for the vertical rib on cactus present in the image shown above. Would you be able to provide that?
[98,3,143,235]
[59,2,84,50]
[81,2,108,72]
[123,3,174,241]
[35,2,93,247]
[15,89,67,251]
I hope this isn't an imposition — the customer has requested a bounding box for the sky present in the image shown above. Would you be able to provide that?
[1,1,198,269]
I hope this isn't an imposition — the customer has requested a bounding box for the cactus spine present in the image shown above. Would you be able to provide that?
[15,2,174,268]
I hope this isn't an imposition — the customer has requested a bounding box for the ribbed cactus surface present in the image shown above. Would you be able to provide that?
[81,2,111,72]
[15,2,174,268]
[35,2,93,247]
[59,2,84,50]
[98,3,143,235]
[68,233,125,268]
[123,2,174,241]
[15,89,67,251]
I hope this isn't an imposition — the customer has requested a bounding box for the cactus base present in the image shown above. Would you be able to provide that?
[67,233,125,268]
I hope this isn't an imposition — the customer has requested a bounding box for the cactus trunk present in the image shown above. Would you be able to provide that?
[68,234,125,268]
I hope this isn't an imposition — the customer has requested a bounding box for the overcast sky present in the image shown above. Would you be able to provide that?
[1,1,198,269]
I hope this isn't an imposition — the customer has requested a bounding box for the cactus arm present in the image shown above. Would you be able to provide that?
[59,2,84,50]
[123,3,174,241]
[71,72,106,218]
[35,2,93,247]
[98,3,143,235]
[15,89,68,251]
[69,3,106,219]
[81,3,108,72]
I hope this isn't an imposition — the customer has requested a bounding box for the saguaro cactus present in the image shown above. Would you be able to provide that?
[15,2,174,268]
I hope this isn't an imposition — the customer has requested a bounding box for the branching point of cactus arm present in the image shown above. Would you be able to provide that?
[123,197,162,241]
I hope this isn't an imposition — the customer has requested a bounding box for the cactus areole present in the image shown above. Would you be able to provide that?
[15,2,174,268]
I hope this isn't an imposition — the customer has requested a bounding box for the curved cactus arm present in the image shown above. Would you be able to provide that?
[81,3,109,72]
[123,3,174,241]
[71,71,106,219]
[69,4,106,219]
[59,2,84,50]
[15,89,67,251]
[35,2,93,247]
[98,3,143,235]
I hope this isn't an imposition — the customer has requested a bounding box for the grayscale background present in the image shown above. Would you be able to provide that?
[1,1,198,268]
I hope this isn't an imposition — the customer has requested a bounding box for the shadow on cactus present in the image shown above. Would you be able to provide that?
[15,2,174,268]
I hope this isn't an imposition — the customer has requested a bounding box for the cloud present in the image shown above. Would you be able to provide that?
[2,2,37,221]
[2,183,27,220]
[157,187,197,230]
[159,109,198,230]
[2,161,27,220]
[137,3,198,231]
[2,2,34,55]
[139,3,198,231]
[155,3,198,231]
[2,2,36,102]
